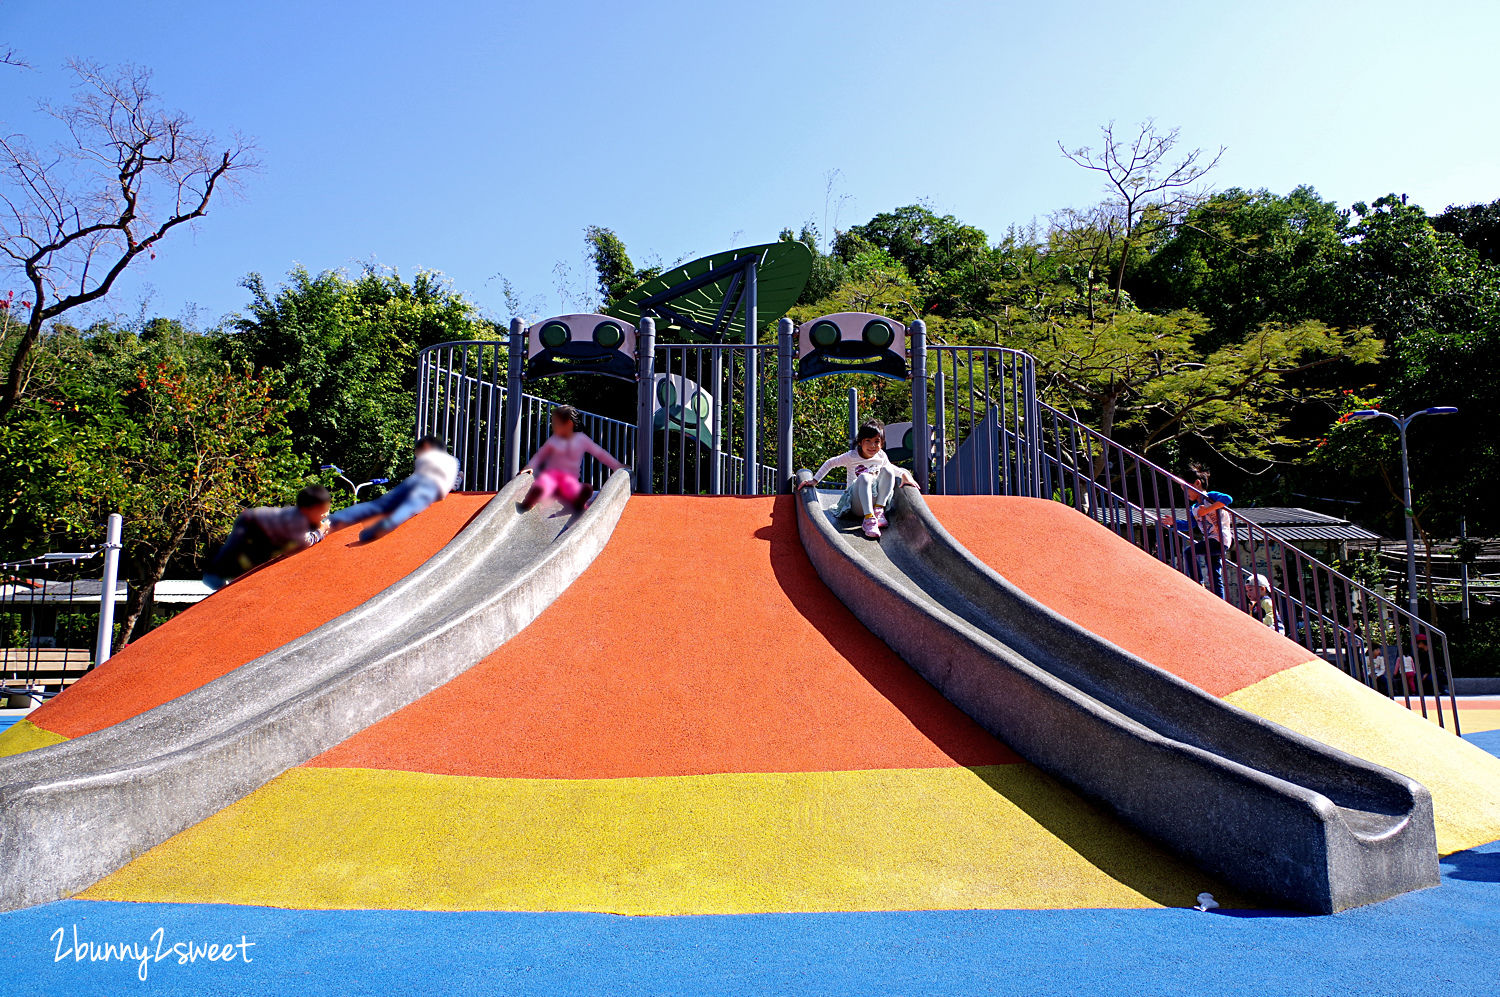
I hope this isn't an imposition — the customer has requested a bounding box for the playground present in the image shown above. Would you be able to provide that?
[0,243,1498,995]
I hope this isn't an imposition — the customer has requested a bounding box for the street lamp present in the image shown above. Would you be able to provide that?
[1347,406,1458,617]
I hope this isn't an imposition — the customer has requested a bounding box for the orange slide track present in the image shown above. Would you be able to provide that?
[310,495,1016,778]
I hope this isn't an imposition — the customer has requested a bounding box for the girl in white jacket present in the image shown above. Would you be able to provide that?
[798,422,918,538]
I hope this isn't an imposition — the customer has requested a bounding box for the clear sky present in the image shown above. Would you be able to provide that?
[3,0,1497,327]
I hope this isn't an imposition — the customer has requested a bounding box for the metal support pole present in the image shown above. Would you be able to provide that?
[847,387,859,447]
[94,513,122,665]
[742,262,759,495]
[777,317,794,491]
[1397,418,1419,619]
[503,318,525,482]
[636,317,656,494]
[910,319,930,492]
[1461,516,1470,623]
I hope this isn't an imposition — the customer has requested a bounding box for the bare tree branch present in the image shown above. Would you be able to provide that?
[1059,120,1225,306]
[0,60,255,414]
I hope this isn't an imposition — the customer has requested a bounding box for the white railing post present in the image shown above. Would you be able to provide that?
[94,513,122,665]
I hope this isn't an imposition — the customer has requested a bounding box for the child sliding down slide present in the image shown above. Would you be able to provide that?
[522,405,624,512]
[329,436,461,542]
[798,421,918,538]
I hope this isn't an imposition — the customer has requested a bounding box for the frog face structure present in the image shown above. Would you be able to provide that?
[525,314,637,381]
[796,312,907,382]
[653,372,716,447]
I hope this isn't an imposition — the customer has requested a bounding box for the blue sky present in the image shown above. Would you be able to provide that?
[3,0,1496,327]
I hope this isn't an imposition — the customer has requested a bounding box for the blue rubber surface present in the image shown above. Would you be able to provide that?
[1,734,1496,996]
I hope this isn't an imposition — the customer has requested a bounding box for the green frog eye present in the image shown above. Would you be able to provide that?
[593,322,624,348]
[539,322,570,348]
[809,320,839,348]
[863,319,894,348]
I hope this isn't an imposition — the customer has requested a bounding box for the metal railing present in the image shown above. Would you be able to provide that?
[926,345,1040,497]
[416,339,779,496]
[649,342,779,496]
[416,342,637,491]
[1034,402,1460,731]
[0,518,122,702]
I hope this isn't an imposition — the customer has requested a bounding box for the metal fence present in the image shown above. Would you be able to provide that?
[1035,402,1460,731]
[647,342,779,496]
[926,345,1040,497]
[415,342,637,491]
[0,516,122,704]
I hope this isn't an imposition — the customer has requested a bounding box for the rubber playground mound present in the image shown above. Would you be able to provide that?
[0,494,493,755]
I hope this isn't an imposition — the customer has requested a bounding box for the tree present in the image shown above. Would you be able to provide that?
[1134,186,1350,344]
[225,265,490,483]
[1433,198,1500,265]
[0,323,303,644]
[0,61,253,415]
[1059,121,1224,306]
[1023,309,1381,462]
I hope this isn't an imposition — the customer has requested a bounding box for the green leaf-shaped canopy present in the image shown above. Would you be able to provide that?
[606,241,812,342]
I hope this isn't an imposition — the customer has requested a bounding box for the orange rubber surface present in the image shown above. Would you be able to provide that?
[26,494,493,739]
[309,495,1019,778]
[928,497,1311,698]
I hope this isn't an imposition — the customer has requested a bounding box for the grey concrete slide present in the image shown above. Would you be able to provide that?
[0,468,631,911]
[795,472,1438,913]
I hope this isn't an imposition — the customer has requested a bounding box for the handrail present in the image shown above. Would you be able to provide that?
[1036,400,1459,731]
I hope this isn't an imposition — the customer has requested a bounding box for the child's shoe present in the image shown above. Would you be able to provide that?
[572,483,594,512]
[874,507,888,529]
[862,516,882,539]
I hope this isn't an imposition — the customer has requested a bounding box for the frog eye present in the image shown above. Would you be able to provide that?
[863,319,894,348]
[809,320,839,348]
[593,322,624,348]
[656,379,677,407]
[539,322,569,349]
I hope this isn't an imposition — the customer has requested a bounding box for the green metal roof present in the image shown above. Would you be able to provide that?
[605,241,812,342]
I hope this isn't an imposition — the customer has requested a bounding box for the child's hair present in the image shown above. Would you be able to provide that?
[1187,461,1209,487]
[855,421,884,447]
[416,434,444,451]
[296,484,332,509]
[551,405,581,431]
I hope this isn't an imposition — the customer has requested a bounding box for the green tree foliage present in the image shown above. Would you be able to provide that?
[225,265,491,483]
[1433,198,1500,265]
[1135,186,1349,344]
[0,323,303,644]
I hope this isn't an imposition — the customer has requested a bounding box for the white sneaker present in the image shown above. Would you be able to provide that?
[862,517,882,539]
[875,508,888,528]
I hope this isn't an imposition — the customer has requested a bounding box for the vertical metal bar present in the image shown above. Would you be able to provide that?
[910,320,929,493]
[708,348,722,495]
[636,317,656,494]
[847,387,859,448]
[777,318,794,490]
[743,264,759,495]
[504,320,525,481]
[934,362,947,495]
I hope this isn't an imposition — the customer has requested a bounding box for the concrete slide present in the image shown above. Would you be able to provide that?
[795,472,1439,913]
[0,468,630,911]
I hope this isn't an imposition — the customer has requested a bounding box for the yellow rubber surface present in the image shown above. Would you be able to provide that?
[0,718,67,757]
[1225,661,1500,855]
[81,764,1236,914]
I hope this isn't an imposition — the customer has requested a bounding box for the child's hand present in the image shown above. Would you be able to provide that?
[318,516,331,536]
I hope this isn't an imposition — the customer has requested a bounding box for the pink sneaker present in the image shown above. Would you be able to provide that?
[862,516,882,539]
[875,508,888,528]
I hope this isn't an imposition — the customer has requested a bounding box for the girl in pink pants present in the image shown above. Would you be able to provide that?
[522,405,624,511]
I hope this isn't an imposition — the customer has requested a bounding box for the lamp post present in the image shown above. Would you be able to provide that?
[1347,406,1458,618]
